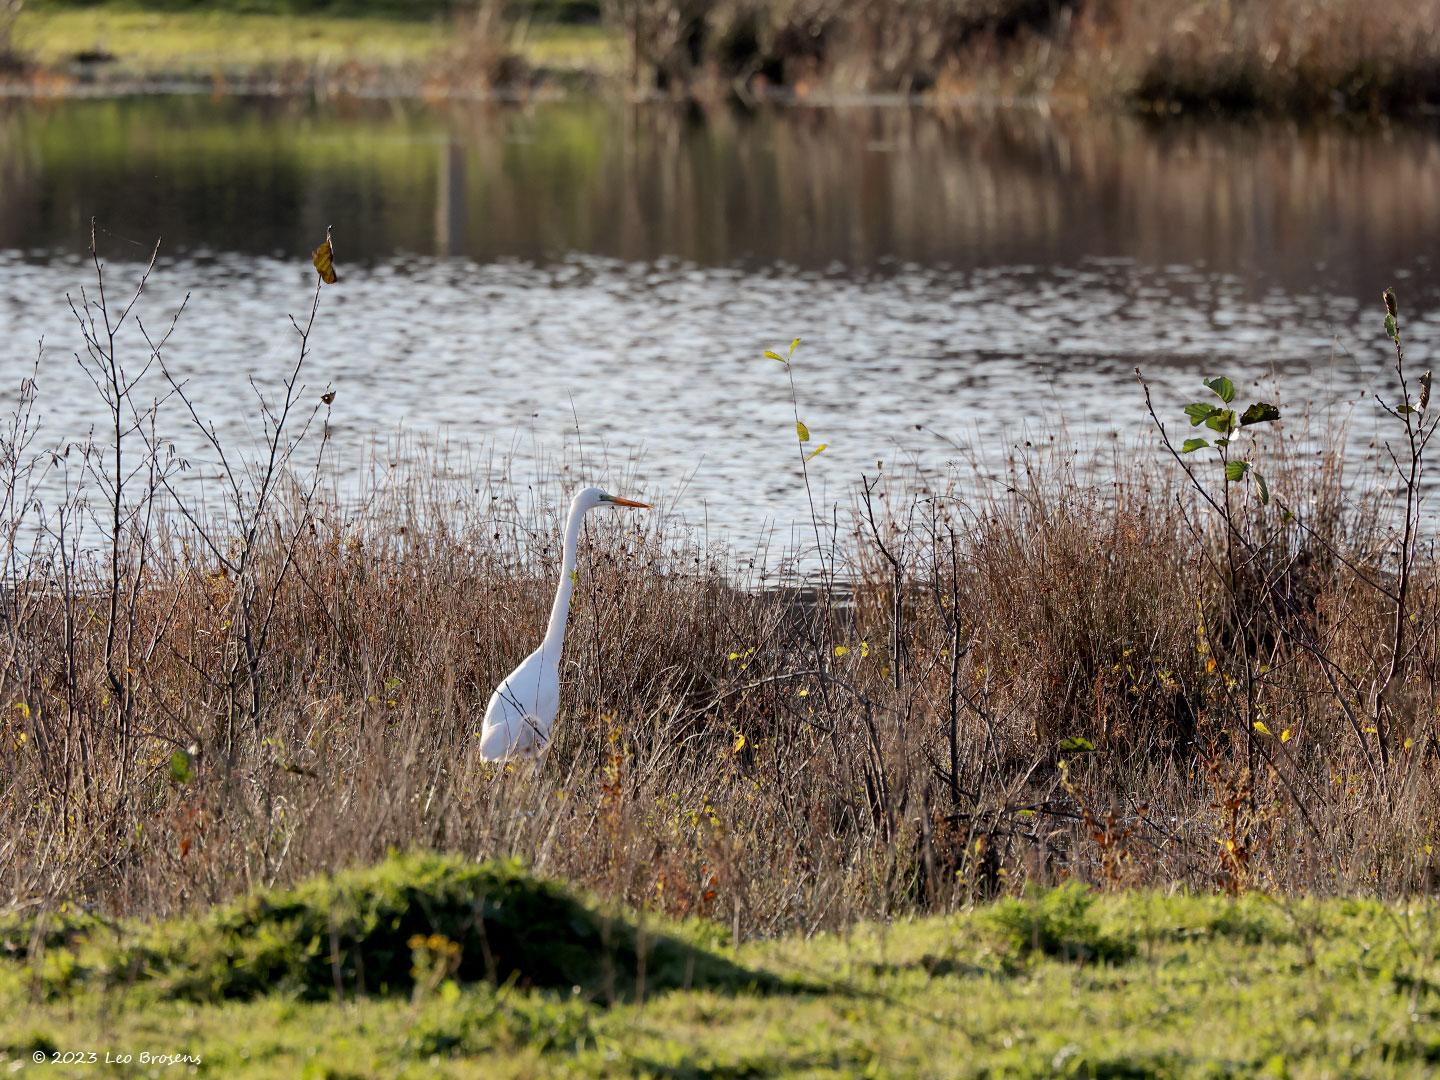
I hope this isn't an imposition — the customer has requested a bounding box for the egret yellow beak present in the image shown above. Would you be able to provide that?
[607,495,652,509]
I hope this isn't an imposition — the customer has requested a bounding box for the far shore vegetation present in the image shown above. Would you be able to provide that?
[4,0,1440,117]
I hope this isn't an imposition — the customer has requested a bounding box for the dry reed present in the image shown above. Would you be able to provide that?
[602,0,1440,114]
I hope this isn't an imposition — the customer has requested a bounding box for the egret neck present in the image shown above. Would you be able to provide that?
[539,497,588,666]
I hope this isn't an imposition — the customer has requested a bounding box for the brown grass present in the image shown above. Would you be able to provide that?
[3,242,1440,939]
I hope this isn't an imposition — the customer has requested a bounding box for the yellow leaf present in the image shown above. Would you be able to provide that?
[789,337,801,356]
[805,443,827,461]
[859,641,870,658]
[733,733,746,753]
[797,688,809,698]
[310,226,338,285]
[1405,737,1415,750]
[1205,657,1217,674]
[833,645,850,657]
[796,421,810,443]
[764,350,787,363]
[1253,721,1272,736]
[1280,729,1293,744]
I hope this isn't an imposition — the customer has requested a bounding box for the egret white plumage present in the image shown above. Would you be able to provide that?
[478,486,651,762]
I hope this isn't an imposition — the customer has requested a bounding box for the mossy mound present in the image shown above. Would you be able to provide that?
[73,853,772,1003]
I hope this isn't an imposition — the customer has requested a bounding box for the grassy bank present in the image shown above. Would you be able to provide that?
[5,5,621,87]
[4,853,1440,1077]
[6,0,1440,113]
[14,8,450,74]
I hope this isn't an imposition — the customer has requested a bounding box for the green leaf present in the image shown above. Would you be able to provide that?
[1255,470,1270,505]
[1058,736,1097,753]
[1397,403,1418,416]
[1205,377,1236,404]
[796,420,810,442]
[1225,460,1250,482]
[1240,402,1281,426]
[1185,403,1220,426]
[169,749,193,784]
[764,350,787,363]
[1181,437,1208,453]
[1214,438,1230,447]
[1385,314,1399,340]
[805,443,828,462]
[1204,409,1236,434]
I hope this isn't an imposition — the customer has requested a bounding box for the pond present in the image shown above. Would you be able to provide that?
[0,96,1436,548]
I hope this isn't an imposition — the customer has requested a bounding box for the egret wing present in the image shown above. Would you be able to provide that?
[479,650,558,761]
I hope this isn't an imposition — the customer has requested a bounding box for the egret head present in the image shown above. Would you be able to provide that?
[573,486,652,513]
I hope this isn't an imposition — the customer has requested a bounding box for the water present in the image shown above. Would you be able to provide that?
[2,97,1438,546]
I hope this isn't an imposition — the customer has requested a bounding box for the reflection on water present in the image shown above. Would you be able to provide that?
[0,97,1436,542]
[4,99,1440,286]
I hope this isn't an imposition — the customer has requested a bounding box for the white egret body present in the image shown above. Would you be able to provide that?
[478,486,650,761]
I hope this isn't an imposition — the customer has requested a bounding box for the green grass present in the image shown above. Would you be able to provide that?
[9,8,621,78]
[4,855,1440,1077]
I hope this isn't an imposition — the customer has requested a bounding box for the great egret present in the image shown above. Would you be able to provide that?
[478,486,651,762]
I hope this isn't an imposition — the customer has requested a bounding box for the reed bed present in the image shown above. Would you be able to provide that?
[601,0,1440,114]
[2,238,1439,941]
